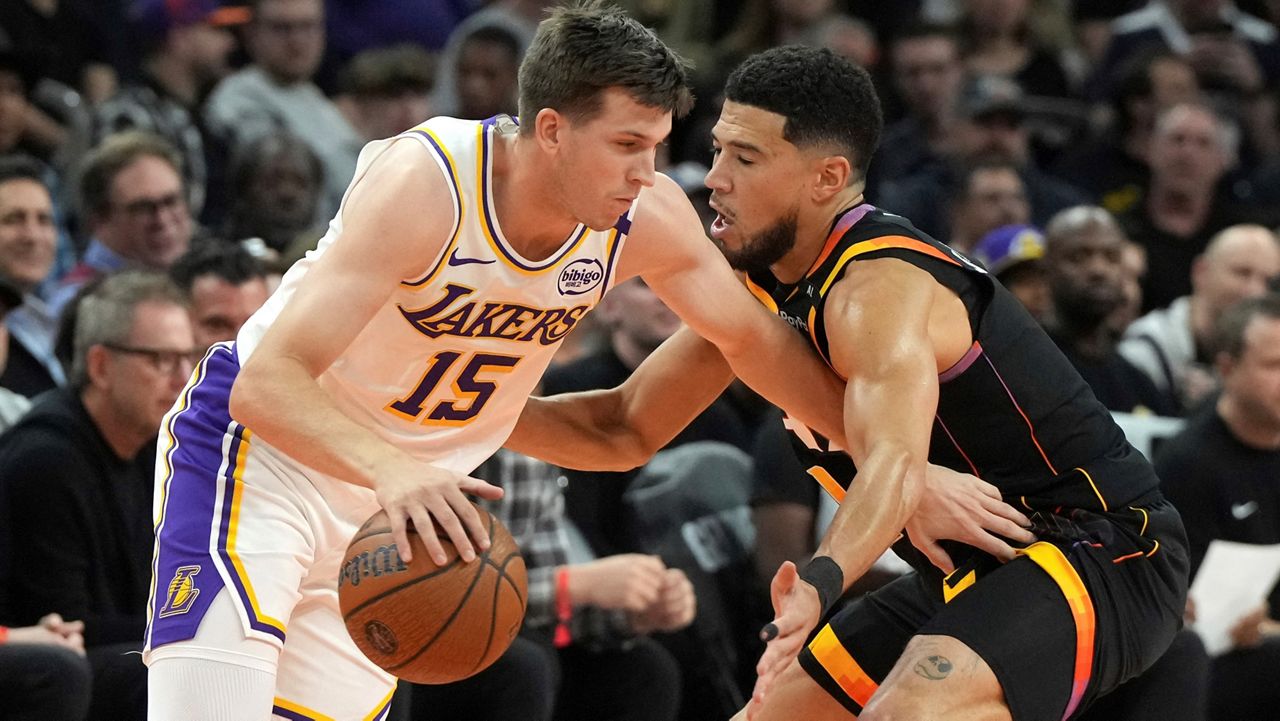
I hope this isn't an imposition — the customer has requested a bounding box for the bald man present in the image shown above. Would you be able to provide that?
[1119,224,1280,413]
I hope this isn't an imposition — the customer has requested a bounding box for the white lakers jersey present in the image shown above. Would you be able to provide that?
[235,116,631,474]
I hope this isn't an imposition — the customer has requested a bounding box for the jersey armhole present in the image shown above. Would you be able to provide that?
[393,130,465,288]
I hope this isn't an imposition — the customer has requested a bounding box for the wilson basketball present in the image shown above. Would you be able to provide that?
[338,504,527,684]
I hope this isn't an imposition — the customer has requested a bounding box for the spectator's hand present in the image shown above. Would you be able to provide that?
[38,613,84,639]
[1185,597,1197,625]
[373,453,503,566]
[1229,603,1280,649]
[6,620,86,655]
[629,568,696,634]
[905,465,1036,574]
[568,554,667,613]
[750,561,821,720]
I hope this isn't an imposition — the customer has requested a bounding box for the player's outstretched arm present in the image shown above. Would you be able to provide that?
[749,259,938,711]
[507,326,735,470]
[228,139,501,566]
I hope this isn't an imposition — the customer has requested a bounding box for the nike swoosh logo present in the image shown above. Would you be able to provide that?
[447,250,495,267]
[1232,501,1259,520]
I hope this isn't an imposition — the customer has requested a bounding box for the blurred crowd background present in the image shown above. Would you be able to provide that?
[0,1,1279,720]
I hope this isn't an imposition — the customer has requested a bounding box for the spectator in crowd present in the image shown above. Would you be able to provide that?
[541,278,751,557]
[867,23,965,192]
[204,0,362,218]
[1111,238,1149,335]
[798,12,878,70]
[1055,49,1200,216]
[336,44,436,143]
[715,0,840,73]
[168,242,269,349]
[0,0,117,106]
[0,271,197,721]
[879,74,1087,243]
[0,49,71,168]
[1043,205,1178,415]
[412,449,693,721]
[0,157,62,397]
[96,0,246,222]
[430,0,545,119]
[973,223,1052,322]
[454,26,522,121]
[1120,224,1280,413]
[947,158,1032,252]
[0,614,92,721]
[221,131,324,262]
[0,276,31,429]
[957,0,1072,98]
[1118,101,1255,312]
[1093,0,1280,160]
[57,131,194,311]
[1157,293,1280,721]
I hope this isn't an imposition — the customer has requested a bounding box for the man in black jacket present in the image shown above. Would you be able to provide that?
[0,270,197,720]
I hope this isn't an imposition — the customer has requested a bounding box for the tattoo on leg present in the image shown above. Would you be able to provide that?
[912,655,954,681]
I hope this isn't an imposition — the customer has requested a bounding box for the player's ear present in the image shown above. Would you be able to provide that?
[812,154,853,202]
[534,108,564,151]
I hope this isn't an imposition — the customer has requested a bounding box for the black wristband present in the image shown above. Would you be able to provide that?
[799,555,844,617]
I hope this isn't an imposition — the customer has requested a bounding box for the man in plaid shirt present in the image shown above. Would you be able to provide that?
[408,448,695,721]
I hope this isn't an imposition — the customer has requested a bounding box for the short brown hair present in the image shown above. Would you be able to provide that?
[517,1,693,132]
[1215,293,1280,360]
[79,130,184,217]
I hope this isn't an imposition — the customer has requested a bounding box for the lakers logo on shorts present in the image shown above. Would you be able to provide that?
[159,565,201,618]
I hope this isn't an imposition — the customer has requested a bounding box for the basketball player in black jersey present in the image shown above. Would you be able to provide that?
[510,45,1189,721]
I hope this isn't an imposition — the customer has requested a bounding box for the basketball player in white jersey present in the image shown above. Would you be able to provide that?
[143,5,854,720]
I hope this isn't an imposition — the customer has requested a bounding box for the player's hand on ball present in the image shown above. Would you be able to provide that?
[569,554,667,613]
[373,453,504,565]
[629,568,697,634]
[750,561,821,720]
[906,464,1036,573]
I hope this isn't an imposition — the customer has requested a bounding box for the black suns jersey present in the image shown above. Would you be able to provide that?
[744,204,1163,517]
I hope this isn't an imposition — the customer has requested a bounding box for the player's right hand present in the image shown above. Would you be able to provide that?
[750,561,821,720]
[374,456,504,566]
[906,464,1036,574]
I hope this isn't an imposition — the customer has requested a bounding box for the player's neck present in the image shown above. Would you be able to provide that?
[491,131,582,261]
[773,190,866,284]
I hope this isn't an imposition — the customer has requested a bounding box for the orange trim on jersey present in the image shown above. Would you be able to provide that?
[936,417,980,477]
[1076,467,1108,512]
[806,466,846,503]
[819,235,963,296]
[744,275,779,313]
[808,624,878,709]
[1018,542,1095,721]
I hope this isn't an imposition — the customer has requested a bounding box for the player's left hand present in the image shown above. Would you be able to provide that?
[749,561,821,720]
[906,464,1036,574]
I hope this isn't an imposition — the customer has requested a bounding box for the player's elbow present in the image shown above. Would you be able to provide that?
[228,359,274,430]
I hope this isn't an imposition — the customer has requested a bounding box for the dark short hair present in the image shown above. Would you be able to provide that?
[169,241,266,293]
[79,131,184,217]
[462,25,522,65]
[1215,293,1280,360]
[338,44,436,98]
[0,155,48,190]
[227,131,323,202]
[956,158,1024,200]
[724,45,883,181]
[517,1,693,132]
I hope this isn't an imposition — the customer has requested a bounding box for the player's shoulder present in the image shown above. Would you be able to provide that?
[842,207,933,245]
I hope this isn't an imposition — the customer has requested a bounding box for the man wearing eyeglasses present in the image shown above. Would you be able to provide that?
[0,270,199,721]
[50,130,195,317]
